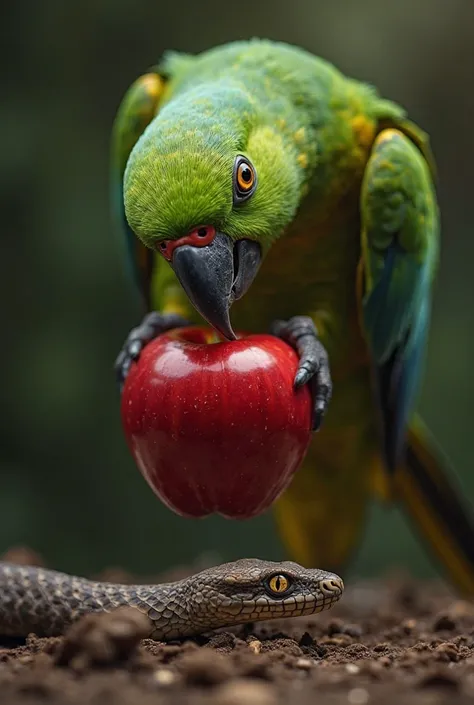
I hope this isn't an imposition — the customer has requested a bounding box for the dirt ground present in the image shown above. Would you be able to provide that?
[2,548,474,704]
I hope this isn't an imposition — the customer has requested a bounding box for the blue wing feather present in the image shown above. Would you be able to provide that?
[362,242,424,363]
[373,288,430,471]
[362,238,433,471]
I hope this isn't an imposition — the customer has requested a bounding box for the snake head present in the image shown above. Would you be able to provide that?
[180,558,344,634]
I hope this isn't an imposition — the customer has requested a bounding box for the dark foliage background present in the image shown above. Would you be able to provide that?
[1,0,473,581]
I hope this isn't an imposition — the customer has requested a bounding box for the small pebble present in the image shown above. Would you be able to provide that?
[345,664,360,675]
[248,640,262,654]
[295,658,313,670]
[152,669,176,686]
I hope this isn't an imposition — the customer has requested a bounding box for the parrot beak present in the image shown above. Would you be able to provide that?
[171,232,261,340]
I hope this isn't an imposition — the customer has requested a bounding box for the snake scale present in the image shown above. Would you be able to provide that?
[0,559,343,640]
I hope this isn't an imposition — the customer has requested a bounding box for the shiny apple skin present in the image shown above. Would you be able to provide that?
[121,326,312,519]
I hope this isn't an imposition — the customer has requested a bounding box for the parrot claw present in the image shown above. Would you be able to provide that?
[270,316,332,431]
[114,311,191,391]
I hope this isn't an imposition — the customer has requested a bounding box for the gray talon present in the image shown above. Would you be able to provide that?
[115,312,191,389]
[270,315,332,430]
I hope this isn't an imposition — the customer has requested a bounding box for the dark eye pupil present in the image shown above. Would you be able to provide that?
[275,577,281,590]
[159,242,166,250]
[241,167,252,183]
[197,227,208,237]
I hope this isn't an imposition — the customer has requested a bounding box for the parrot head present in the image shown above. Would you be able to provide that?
[123,84,304,339]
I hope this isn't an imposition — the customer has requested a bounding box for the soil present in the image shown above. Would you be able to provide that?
[2,548,474,704]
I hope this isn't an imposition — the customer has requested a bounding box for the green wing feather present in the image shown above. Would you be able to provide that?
[110,72,165,307]
[360,126,439,469]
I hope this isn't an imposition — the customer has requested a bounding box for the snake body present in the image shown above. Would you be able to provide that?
[0,559,343,640]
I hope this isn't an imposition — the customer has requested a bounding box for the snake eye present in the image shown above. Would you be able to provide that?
[233,155,257,204]
[265,573,293,596]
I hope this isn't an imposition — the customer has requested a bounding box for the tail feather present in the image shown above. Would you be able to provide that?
[395,418,474,595]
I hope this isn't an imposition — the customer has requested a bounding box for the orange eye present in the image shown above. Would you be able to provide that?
[266,574,291,595]
[233,156,257,203]
[237,162,255,191]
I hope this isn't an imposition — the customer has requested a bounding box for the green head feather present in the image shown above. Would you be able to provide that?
[123,82,304,255]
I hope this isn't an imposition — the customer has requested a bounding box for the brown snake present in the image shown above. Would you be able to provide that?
[0,559,343,640]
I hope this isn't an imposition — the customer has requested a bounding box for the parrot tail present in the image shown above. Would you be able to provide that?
[394,417,474,595]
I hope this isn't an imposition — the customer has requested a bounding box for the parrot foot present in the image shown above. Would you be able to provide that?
[114,312,190,391]
[270,316,332,431]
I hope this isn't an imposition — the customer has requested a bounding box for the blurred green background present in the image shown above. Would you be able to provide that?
[1,0,473,582]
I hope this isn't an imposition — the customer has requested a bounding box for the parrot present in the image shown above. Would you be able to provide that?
[111,39,474,594]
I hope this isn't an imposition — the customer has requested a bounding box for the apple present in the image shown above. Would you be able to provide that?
[121,326,312,519]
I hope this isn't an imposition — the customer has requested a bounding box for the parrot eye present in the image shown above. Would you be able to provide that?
[233,155,257,204]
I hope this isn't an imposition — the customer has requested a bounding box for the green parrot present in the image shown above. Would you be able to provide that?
[112,39,474,593]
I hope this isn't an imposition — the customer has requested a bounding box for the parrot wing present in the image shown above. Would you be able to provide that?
[110,72,166,307]
[359,124,438,472]
[360,124,474,594]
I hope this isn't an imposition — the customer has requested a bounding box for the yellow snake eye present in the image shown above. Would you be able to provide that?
[266,573,292,595]
[233,155,257,204]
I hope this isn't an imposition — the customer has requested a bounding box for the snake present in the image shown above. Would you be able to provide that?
[0,558,343,641]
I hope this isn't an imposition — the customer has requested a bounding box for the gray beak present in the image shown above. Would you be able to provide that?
[171,232,261,340]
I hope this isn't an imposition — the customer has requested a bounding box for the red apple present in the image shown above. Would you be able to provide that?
[121,326,312,519]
